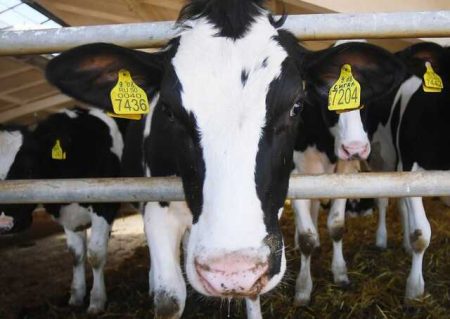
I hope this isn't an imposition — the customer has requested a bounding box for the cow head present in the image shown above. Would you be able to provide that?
[302,42,405,161]
[0,128,38,234]
[47,0,385,296]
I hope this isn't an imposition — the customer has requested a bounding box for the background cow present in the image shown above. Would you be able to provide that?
[0,107,124,314]
[368,42,449,301]
[291,41,405,305]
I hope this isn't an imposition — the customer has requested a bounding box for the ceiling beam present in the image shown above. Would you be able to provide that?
[0,94,74,123]
[48,2,136,24]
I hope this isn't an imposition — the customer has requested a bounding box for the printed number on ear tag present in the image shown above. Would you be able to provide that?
[328,64,361,112]
[423,62,443,93]
[110,69,150,117]
[52,139,66,160]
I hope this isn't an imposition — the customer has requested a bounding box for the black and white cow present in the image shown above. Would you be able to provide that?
[46,1,405,318]
[0,107,124,313]
[368,42,449,301]
[291,41,405,305]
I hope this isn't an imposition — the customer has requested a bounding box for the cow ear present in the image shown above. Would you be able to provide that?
[46,43,166,111]
[396,42,447,78]
[302,42,406,105]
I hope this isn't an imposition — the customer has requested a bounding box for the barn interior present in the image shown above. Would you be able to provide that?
[0,1,450,319]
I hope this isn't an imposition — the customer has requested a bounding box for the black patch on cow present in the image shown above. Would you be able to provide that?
[177,0,267,39]
[241,69,249,86]
[255,32,304,276]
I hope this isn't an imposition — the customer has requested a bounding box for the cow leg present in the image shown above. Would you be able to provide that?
[399,198,412,253]
[86,212,111,314]
[375,198,389,249]
[293,199,319,306]
[65,228,87,306]
[245,296,262,319]
[294,200,320,250]
[404,197,431,301]
[327,199,350,287]
[145,202,191,319]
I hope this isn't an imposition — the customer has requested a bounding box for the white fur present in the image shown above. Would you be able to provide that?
[143,93,159,139]
[330,109,370,159]
[60,204,112,313]
[0,130,23,180]
[173,16,288,295]
[88,108,124,160]
[144,201,192,318]
[57,203,92,231]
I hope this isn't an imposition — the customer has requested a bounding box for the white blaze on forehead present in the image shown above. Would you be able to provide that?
[0,130,23,180]
[331,109,369,146]
[173,16,287,250]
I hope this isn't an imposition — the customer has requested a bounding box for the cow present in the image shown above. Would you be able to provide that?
[368,42,449,301]
[46,1,405,317]
[0,107,124,314]
[291,41,405,305]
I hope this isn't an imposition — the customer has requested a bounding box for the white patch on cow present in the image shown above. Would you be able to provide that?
[57,203,92,231]
[88,108,124,160]
[394,76,422,169]
[330,109,370,159]
[0,130,23,180]
[60,109,79,118]
[143,93,159,139]
[87,211,111,313]
[173,15,287,294]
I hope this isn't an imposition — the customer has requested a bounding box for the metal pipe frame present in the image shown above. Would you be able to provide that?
[0,171,450,204]
[0,10,449,56]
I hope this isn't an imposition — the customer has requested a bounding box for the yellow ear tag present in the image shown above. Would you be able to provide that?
[328,64,361,112]
[423,62,443,93]
[110,69,150,116]
[51,139,66,160]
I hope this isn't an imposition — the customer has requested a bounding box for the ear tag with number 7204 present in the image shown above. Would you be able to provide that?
[328,64,361,112]
[109,69,150,119]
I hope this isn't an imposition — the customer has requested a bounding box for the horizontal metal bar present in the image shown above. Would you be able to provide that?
[0,11,449,56]
[0,171,449,204]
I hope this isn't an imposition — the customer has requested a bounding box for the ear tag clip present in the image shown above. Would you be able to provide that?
[52,139,66,160]
[423,62,443,93]
[328,64,361,112]
[109,69,150,120]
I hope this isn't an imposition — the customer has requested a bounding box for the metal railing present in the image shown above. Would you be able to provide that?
[0,11,449,55]
[0,171,449,204]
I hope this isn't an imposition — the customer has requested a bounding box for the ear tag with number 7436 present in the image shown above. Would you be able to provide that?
[109,69,150,120]
[328,64,361,112]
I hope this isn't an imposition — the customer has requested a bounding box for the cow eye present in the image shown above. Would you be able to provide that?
[161,103,175,122]
[290,100,303,117]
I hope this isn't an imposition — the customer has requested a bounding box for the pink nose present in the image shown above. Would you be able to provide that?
[195,253,269,297]
[340,141,370,160]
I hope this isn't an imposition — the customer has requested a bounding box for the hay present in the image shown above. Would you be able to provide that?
[19,198,450,318]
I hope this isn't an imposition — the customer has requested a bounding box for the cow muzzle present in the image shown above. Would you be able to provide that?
[339,141,370,160]
[195,250,269,297]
